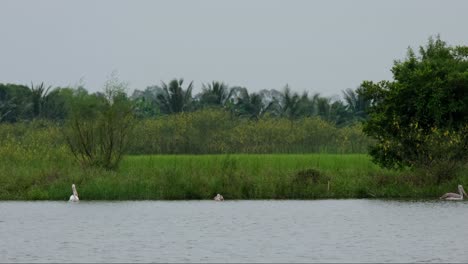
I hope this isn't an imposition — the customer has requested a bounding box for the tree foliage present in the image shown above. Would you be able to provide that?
[63,77,135,170]
[1,79,370,126]
[156,79,193,114]
[198,81,232,108]
[0,83,30,122]
[359,36,468,182]
[233,87,274,120]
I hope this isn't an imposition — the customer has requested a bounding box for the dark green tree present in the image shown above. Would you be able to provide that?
[316,96,332,120]
[329,100,351,126]
[234,88,274,120]
[29,82,52,119]
[0,83,31,122]
[41,87,75,121]
[360,36,468,182]
[278,85,306,120]
[198,81,232,108]
[156,79,193,114]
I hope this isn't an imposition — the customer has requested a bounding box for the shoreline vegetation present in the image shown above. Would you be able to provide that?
[1,137,466,200]
[0,101,466,201]
[2,153,467,201]
[0,119,382,200]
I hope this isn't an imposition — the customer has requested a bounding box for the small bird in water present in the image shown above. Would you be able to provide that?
[69,184,79,202]
[440,184,467,201]
[214,193,224,201]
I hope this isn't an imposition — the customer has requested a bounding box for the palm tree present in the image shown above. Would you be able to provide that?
[329,100,351,126]
[316,96,332,120]
[156,79,193,114]
[313,95,353,126]
[277,85,311,120]
[278,85,318,120]
[29,82,52,119]
[342,87,370,122]
[234,88,274,120]
[199,81,232,107]
[280,85,300,119]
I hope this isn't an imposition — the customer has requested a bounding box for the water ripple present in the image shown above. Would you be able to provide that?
[1,200,467,263]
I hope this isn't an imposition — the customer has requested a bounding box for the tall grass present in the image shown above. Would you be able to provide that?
[1,151,467,200]
[1,121,467,200]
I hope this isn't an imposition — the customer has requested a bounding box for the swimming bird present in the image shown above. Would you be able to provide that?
[440,185,467,200]
[69,184,79,202]
[214,193,224,201]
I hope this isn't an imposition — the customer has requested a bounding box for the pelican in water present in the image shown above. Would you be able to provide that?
[214,194,224,201]
[69,184,79,202]
[440,185,467,200]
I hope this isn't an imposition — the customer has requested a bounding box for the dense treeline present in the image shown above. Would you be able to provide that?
[0,79,371,155]
[0,80,368,126]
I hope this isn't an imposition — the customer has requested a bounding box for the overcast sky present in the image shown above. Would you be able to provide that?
[1,0,467,97]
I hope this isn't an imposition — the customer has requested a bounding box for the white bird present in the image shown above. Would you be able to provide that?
[214,193,224,201]
[440,185,467,200]
[69,184,79,202]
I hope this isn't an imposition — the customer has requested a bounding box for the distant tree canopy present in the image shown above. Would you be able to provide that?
[0,83,30,122]
[359,36,468,182]
[0,80,369,126]
[0,83,75,122]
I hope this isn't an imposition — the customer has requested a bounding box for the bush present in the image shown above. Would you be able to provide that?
[129,109,372,154]
[294,168,329,184]
[63,78,135,170]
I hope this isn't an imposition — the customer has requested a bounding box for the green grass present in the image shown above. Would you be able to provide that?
[1,154,467,200]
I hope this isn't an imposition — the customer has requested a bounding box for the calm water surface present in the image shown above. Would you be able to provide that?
[1,200,467,263]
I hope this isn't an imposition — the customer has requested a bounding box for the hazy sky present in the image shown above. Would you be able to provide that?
[1,0,467,97]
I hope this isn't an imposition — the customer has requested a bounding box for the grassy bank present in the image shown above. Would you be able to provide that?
[1,153,467,200]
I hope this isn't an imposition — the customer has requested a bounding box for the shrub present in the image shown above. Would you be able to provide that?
[63,77,135,170]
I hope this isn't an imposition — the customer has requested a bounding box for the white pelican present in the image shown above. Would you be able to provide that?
[440,185,467,200]
[214,193,224,201]
[69,184,79,202]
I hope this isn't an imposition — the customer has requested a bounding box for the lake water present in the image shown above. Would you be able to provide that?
[1,200,467,263]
